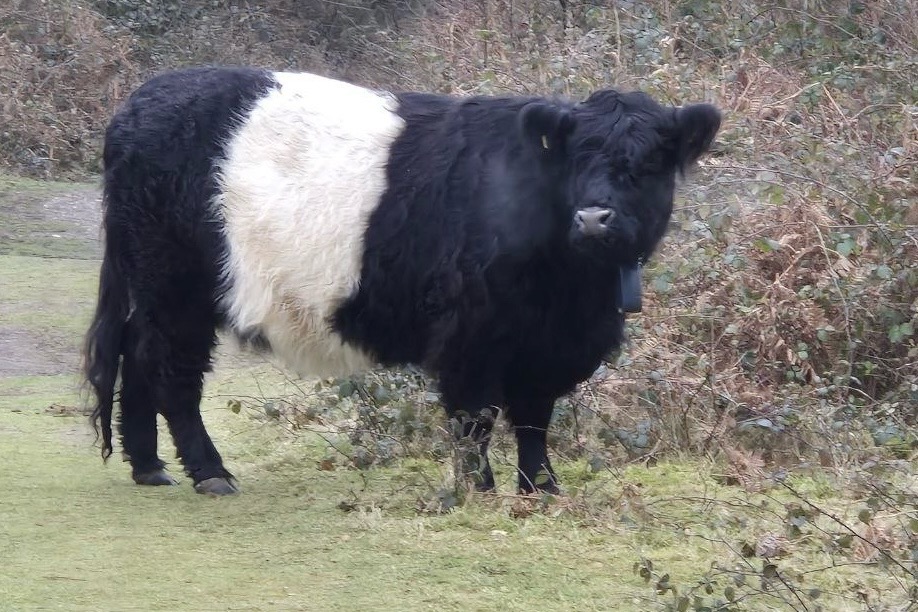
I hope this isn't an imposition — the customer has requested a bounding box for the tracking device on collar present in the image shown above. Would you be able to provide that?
[618,263,643,313]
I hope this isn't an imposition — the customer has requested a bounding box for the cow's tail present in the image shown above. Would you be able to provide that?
[83,216,129,461]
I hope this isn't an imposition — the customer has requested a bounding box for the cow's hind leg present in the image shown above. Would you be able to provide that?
[123,256,236,495]
[121,310,235,494]
[153,304,237,496]
[119,320,177,486]
[160,363,237,496]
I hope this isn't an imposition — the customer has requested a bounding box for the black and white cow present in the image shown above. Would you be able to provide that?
[84,66,720,496]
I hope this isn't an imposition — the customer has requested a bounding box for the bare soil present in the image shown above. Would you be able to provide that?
[0,182,102,378]
[0,328,79,376]
[38,188,104,249]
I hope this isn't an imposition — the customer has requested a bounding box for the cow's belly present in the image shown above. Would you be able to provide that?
[256,299,378,377]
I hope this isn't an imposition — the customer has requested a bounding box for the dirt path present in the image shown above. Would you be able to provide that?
[0,180,103,379]
[0,178,102,259]
[37,187,104,248]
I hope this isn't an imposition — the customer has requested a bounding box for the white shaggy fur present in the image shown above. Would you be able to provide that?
[217,71,405,376]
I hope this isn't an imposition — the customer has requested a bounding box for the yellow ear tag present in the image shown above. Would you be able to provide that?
[541,135,550,150]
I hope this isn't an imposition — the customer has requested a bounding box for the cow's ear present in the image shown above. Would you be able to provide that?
[519,102,575,154]
[674,103,721,168]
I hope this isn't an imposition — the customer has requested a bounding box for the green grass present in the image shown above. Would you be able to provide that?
[1,368,903,611]
[0,375,653,612]
[1,178,912,611]
[0,254,99,336]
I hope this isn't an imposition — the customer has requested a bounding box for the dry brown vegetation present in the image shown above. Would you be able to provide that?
[2,0,916,609]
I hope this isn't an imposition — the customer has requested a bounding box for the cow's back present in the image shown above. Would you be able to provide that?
[103,66,275,217]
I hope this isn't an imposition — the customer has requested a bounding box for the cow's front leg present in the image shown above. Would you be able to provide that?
[508,397,559,494]
[448,407,497,492]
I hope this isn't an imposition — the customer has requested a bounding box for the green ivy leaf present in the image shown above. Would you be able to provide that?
[836,238,856,257]
[655,572,672,594]
[762,563,778,579]
[652,273,673,293]
[753,237,782,253]
[337,380,357,398]
[639,566,652,583]
[765,184,785,205]
[263,401,280,419]
[889,324,905,343]
[587,455,606,473]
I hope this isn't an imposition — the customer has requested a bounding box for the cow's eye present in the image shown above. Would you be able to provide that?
[612,169,637,188]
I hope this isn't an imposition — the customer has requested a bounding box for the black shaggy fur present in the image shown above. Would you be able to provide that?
[85,66,274,490]
[334,88,720,491]
[84,65,720,495]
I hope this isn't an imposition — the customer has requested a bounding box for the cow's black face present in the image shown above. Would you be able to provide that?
[565,149,683,264]
[518,89,720,263]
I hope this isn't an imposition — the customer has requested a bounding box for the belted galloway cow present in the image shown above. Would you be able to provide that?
[84,66,721,495]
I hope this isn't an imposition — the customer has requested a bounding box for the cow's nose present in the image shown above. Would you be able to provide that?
[574,207,614,235]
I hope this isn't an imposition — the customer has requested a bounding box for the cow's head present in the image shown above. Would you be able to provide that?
[519,89,721,263]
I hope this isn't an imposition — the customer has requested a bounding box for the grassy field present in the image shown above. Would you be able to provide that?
[0,176,912,611]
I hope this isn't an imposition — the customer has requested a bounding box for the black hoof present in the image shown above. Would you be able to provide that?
[474,479,497,493]
[519,473,561,496]
[133,469,179,486]
[461,468,496,493]
[460,450,495,493]
[194,477,239,496]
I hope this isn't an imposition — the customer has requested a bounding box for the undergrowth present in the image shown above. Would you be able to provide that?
[223,364,918,611]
